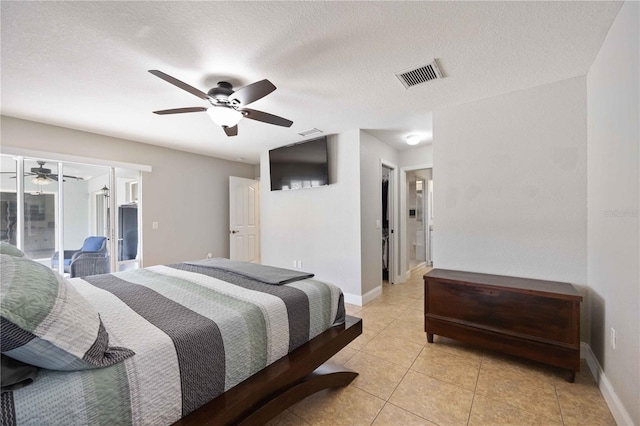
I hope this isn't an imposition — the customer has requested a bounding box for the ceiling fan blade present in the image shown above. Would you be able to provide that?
[153,107,208,115]
[229,79,276,106]
[223,125,238,137]
[148,70,210,100]
[62,175,83,180]
[241,108,293,127]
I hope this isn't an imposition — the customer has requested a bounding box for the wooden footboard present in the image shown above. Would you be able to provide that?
[174,315,363,426]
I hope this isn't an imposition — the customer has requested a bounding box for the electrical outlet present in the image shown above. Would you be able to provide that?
[611,328,616,350]
[206,253,212,259]
[152,221,159,229]
[293,260,297,268]
[298,260,303,269]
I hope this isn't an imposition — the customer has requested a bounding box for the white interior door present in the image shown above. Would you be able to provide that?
[229,176,260,263]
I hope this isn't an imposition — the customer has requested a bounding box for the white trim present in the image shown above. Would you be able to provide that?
[580,342,634,426]
[1,146,152,172]
[343,285,383,307]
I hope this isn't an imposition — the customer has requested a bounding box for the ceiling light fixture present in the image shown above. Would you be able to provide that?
[406,135,421,146]
[298,128,323,137]
[206,106,243,128]
[32,176,50,185]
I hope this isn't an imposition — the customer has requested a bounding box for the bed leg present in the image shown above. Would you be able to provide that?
[238,363,358,425]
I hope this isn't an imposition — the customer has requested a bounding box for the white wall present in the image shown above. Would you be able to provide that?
[433,77,587,286]
[260,130,363,301]
[586,2,639,424]
[399,144,433,168]
[359,130,399,296]
[1,116,255,266]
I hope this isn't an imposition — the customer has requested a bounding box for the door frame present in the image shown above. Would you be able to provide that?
[381,159,399,284]
[399,163,433,282]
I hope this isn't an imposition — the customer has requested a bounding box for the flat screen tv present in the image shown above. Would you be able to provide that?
[269,136,329,191]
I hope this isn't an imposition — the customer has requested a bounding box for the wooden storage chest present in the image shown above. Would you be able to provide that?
[424,269,582,382]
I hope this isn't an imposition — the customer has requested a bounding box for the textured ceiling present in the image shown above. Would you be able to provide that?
[0,1,622,164]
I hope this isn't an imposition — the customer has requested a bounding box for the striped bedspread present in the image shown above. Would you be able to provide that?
[1,263,345,426]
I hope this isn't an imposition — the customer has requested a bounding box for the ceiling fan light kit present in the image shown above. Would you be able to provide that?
[207,107,243,127]
[149,70,293,137]
[32,176,51,185]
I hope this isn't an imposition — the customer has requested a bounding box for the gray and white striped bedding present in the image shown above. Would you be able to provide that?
[0,262,345,426]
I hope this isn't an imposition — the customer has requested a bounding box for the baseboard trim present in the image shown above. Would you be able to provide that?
[343,286,382,307]
[580,342,634,426]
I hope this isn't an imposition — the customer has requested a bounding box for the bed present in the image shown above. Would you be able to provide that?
[0,252,362,426]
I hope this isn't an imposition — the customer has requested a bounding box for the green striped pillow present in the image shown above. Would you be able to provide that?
[0,242,25,258]
[0,254,134,370]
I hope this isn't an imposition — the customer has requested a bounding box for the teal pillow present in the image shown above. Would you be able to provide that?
[0,254,134,370]
[0,242,24,258]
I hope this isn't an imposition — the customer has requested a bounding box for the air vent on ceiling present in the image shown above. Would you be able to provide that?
[298,128,323,137]
[395,59,443,89]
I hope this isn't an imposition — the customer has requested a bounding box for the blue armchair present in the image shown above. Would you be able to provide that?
[51,236,110,277]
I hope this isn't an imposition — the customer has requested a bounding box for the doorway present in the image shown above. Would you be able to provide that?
[400,164,433,281]
[381,162,397,284]
[406,169,432,270]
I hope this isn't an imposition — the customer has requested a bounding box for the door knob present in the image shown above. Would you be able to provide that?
[230,230,239,234]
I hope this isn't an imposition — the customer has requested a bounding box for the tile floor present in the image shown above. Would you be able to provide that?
[268,265,616,426]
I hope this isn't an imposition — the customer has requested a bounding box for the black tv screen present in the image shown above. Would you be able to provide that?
[269,136,329,191]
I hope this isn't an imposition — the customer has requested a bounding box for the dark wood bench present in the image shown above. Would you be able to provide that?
[424,269,582,382]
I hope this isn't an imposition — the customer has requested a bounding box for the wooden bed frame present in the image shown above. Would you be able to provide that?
[174,315,363,425]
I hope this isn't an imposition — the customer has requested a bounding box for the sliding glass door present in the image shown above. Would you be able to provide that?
[0,154,142,276]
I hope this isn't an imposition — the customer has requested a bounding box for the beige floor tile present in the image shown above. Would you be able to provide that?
[329,346,359,366]
[476,360,562,422]
[266,410,311,426]
[362,333,424,368]
[291,384,385,425]
[411,345,481,391]
[344,351,409,400]
[381,284,423,300]
[555,365,616,425]
[359,303,406,322]
[356,311,394,333]
[428,335,484,360]
[469,393,562,425]
[379,318,429,347]
[410,298,425,311]
[369,293,417,307]
[372,402,437,425]
[345,303,363,316]
[389,370,474,426]
[482,350,555,385]
[348,327,382,351]
[396,307,425,323]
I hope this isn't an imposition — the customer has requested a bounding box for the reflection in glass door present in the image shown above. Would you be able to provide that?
[115,167,141,272]
[62,161,111,277]
[21,159,59,266]
[0,156,19,247]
